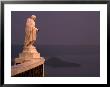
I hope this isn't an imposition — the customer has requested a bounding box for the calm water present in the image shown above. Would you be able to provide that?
[11,45,100,77]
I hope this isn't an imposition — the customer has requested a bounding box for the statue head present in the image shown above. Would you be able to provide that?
[31,15,36,20]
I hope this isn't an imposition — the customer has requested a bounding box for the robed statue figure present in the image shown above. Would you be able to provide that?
[24,15,39,47]
[14,15,43,66]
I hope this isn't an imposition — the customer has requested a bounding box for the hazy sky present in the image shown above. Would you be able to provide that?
[11,11,100,45]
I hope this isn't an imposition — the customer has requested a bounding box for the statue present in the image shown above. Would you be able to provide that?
[24,15,39,47]
[14,15,41,65]
[12,15,45,77]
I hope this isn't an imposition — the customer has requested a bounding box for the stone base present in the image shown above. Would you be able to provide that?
[12,58,45,76]
[15,45,41,65]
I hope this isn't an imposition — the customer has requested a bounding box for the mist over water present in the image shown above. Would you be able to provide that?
[11,44,100,77]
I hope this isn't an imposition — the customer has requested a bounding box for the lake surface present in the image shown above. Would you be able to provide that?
[11,45,100,77]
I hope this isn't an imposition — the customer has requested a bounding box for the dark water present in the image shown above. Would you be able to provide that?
[11,45,100,77]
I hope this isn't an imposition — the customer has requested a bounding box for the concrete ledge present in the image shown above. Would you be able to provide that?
[11,57,45,76]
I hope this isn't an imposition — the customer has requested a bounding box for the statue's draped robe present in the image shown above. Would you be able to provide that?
[24,18,36,46]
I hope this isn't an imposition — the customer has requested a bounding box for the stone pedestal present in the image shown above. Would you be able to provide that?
[12,45,45,77]
[15,45,41,65]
